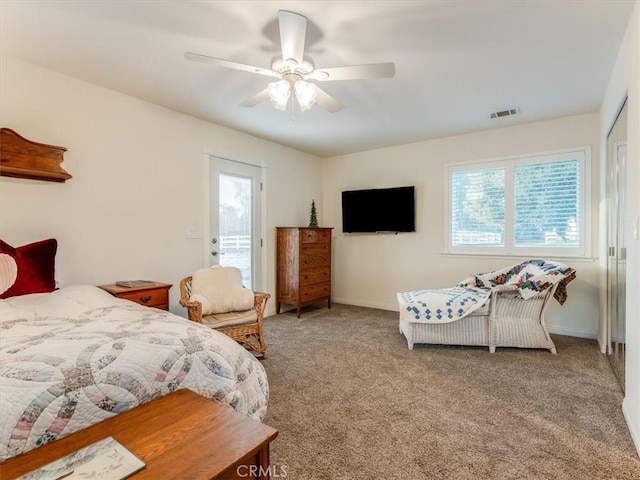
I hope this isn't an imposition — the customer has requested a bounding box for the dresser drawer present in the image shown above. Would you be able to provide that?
[116,287,169,308]
[301,254,330,268]
[301,243,330,255]
[301,267,330,286]
[301,229,331,243]
[301,282,331,301]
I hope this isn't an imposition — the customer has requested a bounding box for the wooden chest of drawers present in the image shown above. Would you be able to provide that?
[276,227,333,318]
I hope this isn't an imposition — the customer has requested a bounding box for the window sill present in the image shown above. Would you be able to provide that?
[441,252,597,263]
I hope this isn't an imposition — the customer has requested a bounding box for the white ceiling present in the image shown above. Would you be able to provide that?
[0,1,635,158]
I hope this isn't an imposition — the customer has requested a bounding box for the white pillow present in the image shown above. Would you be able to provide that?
[190,266,254,315]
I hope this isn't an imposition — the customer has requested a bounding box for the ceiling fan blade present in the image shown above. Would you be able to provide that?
[315,87,344,113]
[307,62,396,82]
[278,10,307,65]
[184,52,278,78]
[240,88,270,107]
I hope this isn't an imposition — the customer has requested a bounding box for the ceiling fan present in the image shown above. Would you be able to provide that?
[184,10,395,113]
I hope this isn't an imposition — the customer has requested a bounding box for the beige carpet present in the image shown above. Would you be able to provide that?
[261,303,640,480]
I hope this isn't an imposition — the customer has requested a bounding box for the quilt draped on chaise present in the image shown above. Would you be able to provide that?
[397,259,576,324]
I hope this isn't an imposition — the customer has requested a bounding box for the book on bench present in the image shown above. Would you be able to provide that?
[17,436,145,480]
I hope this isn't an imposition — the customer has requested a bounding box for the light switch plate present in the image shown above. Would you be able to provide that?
[187,228,202,239]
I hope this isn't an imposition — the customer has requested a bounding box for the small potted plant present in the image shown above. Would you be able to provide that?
[308,200,319,228]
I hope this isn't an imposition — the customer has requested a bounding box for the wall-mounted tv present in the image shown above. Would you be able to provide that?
[341,186,415,233]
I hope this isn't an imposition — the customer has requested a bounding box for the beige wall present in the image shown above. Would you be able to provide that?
[322,113,601,338]
[0,56,322,315]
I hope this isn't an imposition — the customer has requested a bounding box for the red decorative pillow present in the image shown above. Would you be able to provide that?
[0,238,57,298]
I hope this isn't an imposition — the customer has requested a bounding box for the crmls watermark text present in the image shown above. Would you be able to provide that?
[237,464,288,478]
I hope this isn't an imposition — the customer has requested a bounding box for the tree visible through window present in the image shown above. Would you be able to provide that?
[451,167,505,246]
[447,147,589,257]
[514,160,579,247]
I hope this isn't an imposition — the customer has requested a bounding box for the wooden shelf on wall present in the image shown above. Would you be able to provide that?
[0,128,71,182]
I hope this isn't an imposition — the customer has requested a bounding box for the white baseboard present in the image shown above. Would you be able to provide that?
[547,325,597,340]
[331,296,398,312]
[623,398,640,458]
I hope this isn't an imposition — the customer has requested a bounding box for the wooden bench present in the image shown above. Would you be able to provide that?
[0,389,278,479]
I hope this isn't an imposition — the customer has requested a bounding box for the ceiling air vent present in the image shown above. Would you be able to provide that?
[490,107,520,119]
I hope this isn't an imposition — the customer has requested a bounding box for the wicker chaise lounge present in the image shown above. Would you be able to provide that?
[397,260,576,353]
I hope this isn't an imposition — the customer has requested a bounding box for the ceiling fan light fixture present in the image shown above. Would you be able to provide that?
[267,80,291,110]
[185,10,392,115]
[294,81,317,112]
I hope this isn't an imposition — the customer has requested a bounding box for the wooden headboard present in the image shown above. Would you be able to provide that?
[0,128,71,182]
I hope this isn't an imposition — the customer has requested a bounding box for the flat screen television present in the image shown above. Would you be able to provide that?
[341,186,415,233]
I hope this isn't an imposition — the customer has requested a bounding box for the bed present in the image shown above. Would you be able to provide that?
[0,284,269,462]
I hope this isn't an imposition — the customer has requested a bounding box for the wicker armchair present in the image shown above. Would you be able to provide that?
[179,275,270,359]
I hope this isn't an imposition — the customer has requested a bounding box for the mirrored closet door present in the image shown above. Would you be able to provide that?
[606,99,627,391]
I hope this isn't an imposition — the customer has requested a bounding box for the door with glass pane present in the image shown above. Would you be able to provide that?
[209,157,262,290]
[606,99,627,392]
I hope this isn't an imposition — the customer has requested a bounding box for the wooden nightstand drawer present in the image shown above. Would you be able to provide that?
[116,287,168,308]
[98,282,172,311]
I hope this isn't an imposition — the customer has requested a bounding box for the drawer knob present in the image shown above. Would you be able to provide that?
[140,296,152,303]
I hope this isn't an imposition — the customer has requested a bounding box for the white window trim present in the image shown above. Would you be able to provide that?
[444,146,591,258]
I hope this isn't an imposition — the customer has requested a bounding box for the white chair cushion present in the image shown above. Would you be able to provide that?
[190,266,254,315]
[202,310,258,329]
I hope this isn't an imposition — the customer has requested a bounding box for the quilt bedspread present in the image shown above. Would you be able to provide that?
[0,286,269,462]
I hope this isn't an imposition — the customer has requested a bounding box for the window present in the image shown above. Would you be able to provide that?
[446,147,590,257]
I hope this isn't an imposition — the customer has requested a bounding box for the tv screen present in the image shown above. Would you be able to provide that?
[341,186,415,233]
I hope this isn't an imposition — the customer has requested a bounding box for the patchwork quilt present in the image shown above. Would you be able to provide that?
[398,260,576,324]
[457,259,576,304]
[398,286,491,324]
[0,286,269,462]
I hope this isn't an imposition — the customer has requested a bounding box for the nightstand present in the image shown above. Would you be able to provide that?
[98,282,172,311]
